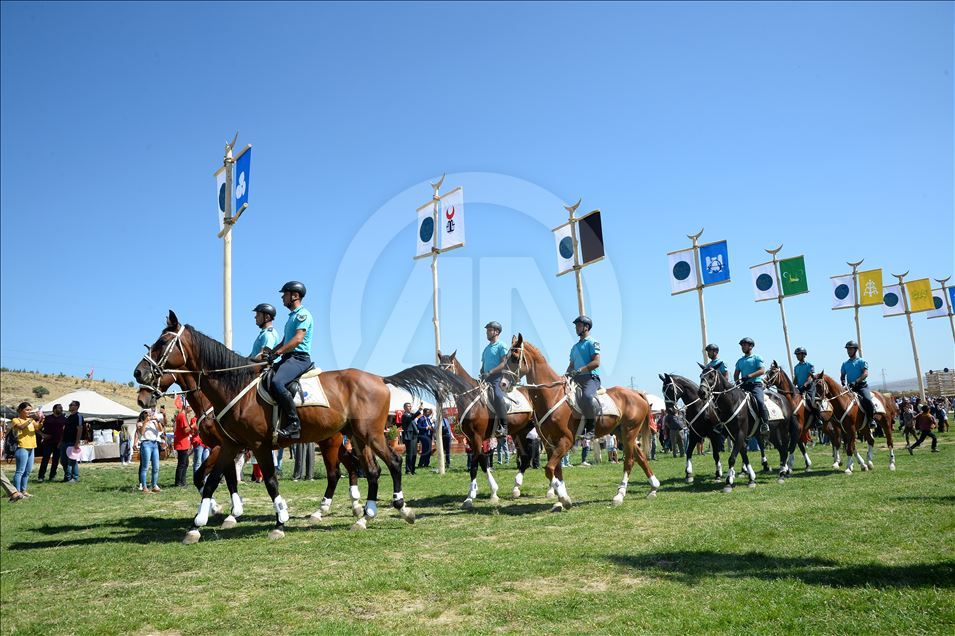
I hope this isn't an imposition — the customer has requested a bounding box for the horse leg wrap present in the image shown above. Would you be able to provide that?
[727,468,736,485]
[349,485,361,503]
[746,464,757,482]
[467,479,478,500]
[364,500,378,519]
[392,491,404,510]
[867,443,874,464]
[514,472,524,487]
[556,480,570,505]
[210,498,222,515]
[231,492,244,517]
[194,498,213,527]
[649,475,661,489]
[320,497,333,515]
[685,458,693,477]
[273,496,289,525]
[487,471,499,502]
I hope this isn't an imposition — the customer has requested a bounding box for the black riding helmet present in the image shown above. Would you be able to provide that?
[485,321,502,332]
[705,343,719,353]
[253,303,277,320]
[845,340,859,349]
[794,347,807,355]
[739,337,755,346]
[280,281,307,299]
[573,315,593,329]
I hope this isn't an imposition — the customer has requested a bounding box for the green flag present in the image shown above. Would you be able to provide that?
[779,255,809,297]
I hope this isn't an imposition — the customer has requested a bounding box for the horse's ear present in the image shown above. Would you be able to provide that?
[697,362,705,370]
[167,310,180,329]
[450,350,457,360]
[658,373,666,381]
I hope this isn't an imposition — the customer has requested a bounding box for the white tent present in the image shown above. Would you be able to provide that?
[644,393,665,413]
[39,389,139,422]
[387,385,435,413]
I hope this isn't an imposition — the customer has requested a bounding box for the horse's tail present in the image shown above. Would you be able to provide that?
[634,390,653,452]
[383,364,470,404]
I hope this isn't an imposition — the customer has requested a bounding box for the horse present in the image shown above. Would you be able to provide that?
[503,334,658,511]
[763,360,825,473]
[697,364,795,491]
[134,311,468,543]
[812,373,897,473]
[437,350,536,508]
[659,373,726,484]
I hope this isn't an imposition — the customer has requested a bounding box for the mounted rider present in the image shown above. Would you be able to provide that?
[734,337,770,434]
[793,347,816,397]
[479,321,509,437]
[260,281,313,441]
[704,343,728,380]
[566,315,601,435]
[840,340,874,426]
[250,303,281,358]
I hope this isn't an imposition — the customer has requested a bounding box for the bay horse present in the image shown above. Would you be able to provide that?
[812,373,897,473]
[504,334,658,511]
[134,311,467,543]
[659,373,726,484]
[437,351,536,508]
[697,364,794,491]
[763,360,825,473]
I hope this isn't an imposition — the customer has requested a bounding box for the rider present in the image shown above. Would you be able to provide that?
[479,321,510,437]
[733,337,770,434]
[793,346,819,428]
[840,340,874,427]
[250,303,281,358]
[566,315,601,436]
[704,344,728,380]
[263,281,314,441]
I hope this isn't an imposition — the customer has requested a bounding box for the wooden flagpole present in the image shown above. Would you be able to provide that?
[893,271,926,401]
[847,259,864,356]
[767,245,794,377]
[935,276,955,344]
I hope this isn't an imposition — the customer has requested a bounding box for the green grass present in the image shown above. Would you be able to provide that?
[2,436,953,635]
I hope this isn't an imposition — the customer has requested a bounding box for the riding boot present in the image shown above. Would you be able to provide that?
[759,418,770,435]
[276,391,301,440]
[583,397,600,436]
[493,415,507,438]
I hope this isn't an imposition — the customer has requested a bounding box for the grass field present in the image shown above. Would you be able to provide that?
[2,436,953,635]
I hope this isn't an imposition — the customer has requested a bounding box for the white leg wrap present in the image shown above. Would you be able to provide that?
[194,498,213,527]
[274,496,290,524]
[320,496,333,514]
[487,471,499,494]
[717,461,723,476]
[748,464,757,481]
[556,480,569,500]
[867,444,874,463]
[846,455,854,473]
[468,479,478,500]
[727,468,736,485]
[686,458,693,475]
[231,492,244,517]
[392,490,404,502]
[804,453,812,467]
[514,472,524,487]
[210,498,223,515]
[649,475,661,489]
[349,485,361,502]
[365,500,378,519]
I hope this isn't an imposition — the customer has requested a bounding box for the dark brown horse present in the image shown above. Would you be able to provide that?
[437,350,535,507]
[503,335,658,511]
[134,311,467,543]
[813,373,897,473]
[763,360,828,473]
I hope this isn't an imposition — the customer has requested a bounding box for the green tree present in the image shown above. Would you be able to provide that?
[32,386,50,399]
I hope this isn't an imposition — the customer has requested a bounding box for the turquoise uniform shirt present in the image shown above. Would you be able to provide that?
[250,326,281,358]
[481,341,507,375]
[735,354,764,383]
[841,357,868,384]
[570,337,600,376]
[706,358,728,376]
[794,360,815,386]
[283,306,313,354]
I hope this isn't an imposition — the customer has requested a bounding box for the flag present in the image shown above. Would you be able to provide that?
[576,210,605,265]
[950,287,955,314]
[857,268,883,307]
[233,146,251,212]
[215,165,228,231]
[415,201,436,258]
[553,222,576,276]
[698,240,731,287]
[905,278,934,313]
[927,288,951,319]
[668,247,698,295]
[86,367,94,380]
[779,255,809,297]
[882,284,905,317]
[439,187,465,252]
[750,261,778,301]
[831,274,855,310]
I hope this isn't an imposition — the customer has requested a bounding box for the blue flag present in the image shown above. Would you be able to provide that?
[698,240,730,286]
[950,287,955,313]
[234,147,251,212]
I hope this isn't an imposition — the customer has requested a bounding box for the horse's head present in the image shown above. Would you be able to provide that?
[812,372,828,407]
[660,373,682,409]
[698,362,720,401]
[134,310,191,408]
[765,360,781,388]
[503,333,528,384]
[437,349,457,374]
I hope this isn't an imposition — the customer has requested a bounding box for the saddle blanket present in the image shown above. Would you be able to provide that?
[567,386,621,419]
[855,393,886,414]
[256,367,329,408]
[484,387,533,414]
[749,393,785,422]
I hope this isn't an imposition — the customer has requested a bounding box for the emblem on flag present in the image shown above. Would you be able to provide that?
[698,240,731,287]
[926,288,951,319]
[830,273,855,310]
[883,284,905,317]
[857,269,883,306]
[667,247,699,295]
[750,261,779,302]
[905,278,934,313]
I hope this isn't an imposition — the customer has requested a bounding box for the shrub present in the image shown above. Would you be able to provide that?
[32,386,50,399]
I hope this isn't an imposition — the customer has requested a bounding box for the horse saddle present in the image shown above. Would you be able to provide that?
[851,392,886,414]
[482,386,533,414]
[257,365,329,408]
[747,392,786,422]
[566,383,621,419]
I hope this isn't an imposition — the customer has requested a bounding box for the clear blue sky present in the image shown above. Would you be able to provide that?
[1,1,952,393]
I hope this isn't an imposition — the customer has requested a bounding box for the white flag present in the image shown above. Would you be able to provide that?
[667,247,698,295]
[554,223,576,276]
[439,187,465,252]
[750,262,778,301]
[831,274,855,310]
[415,202,435,258]
[215,165,228,232]
[927,288,950,319]
[882,284,905,317]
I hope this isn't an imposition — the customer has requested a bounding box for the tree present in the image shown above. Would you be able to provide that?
[32,386,50,399]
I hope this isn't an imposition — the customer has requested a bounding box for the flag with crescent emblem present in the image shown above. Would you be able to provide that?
[750,261,778,301]
[926,288,951,319]
[905,278,934,313]
[439,187,464,252]
[831,274,855,309]
[415,200,435,258]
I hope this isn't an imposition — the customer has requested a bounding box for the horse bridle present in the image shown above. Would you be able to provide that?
[139,326,190,398]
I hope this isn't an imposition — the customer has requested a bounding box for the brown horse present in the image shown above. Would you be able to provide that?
[764,360,829,473]
[813,373,897,473]
[503,334,658,511]
[134,311,467,543]
[437,350,535,507]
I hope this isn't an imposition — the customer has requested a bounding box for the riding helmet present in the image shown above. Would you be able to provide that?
[572,315,593,329]
[794,347,807,355]
[484,321,502,332]
[739,337,755,346]
[845,340,859,349]
[253,303,277,319]
[279,281,307,299]
[705,343,719,352]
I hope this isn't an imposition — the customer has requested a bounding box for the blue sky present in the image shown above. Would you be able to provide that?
[1,1,952,394]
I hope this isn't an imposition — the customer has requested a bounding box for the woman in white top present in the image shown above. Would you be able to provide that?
[134,409,164,492]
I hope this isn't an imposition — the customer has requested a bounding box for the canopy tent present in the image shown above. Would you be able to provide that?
[644,393,665,413]
[39,389,139,423]
[387,385,435,413]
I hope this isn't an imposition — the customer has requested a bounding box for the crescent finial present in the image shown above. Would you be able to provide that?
[431,173,446,193]
[934,275,951,285]
[686,227,704,242]
[564,198,582,215]
[226,131,239,153]
[847,259,864,268]
[891,271,909,281]
[765,244,783,256]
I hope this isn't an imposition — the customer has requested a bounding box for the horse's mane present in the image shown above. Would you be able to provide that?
[517,340,561,381]
[183,325,258,393]
[666,373,699,389]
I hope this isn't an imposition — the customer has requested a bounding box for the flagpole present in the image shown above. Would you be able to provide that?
[848,259,864,356]
[767,245,794,376]
[430,174,446,475]
[894,271,926,401]
[565,198,586,316]
[221,137,236,349]
[689,228,708,364]
[935,276,955,344]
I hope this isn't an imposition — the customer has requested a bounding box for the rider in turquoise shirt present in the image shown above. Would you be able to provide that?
[793,347,815,393]
[250,303,281,358]
[266,281,314,440]
[704,344,728,380]
[566,315,601,435]
[840,340,874,425]
[734,337,769,434]
[480,321,509,436]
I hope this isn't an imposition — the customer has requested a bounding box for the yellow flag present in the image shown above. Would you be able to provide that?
[857,268,883,306]
[906,278,934,313]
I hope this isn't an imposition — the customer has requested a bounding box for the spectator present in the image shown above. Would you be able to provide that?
[120,412,137,466]
[907,405,939,454]
[935,400,948,433]
[580,437,592,466]
[417,408,434,468]
[400,403,420,475]
[526,426,541,469]
[605,433,618,463]
[441,415,453,470]
[496,433,511,465]
[292,441,315,481]
[11,402,40,497]
[190,410,210,474]
[60,400,84,483]
[37,404,66,482]
[173,408,192,487]
[135,408,163,492]
[665,406,687,457]
[901,403,917,445]
[2,466,23,503]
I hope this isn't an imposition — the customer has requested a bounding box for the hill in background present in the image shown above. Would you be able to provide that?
[0,370,172,411]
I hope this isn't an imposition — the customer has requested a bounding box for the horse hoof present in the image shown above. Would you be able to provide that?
[220,515,238,530]
[748,482,756,489]
[550,503,564,513]
[319,505,331,515]
[307,513,323,526]
[889,463,896,472]
[646,490,657,499]
[832,463,840,469]
[399,506,415,524]
[558,496,573,509]
[611,494,624,506]
[211,502,224,515]
[489,494,500,505]
[844,468,852,475]
[777,478,786,485]
[268,528,286,541]
[352,503,364,518]
[804,467,812,473]
[722,486,733,494]
[182,529,201,545]
[350,518,368,531]
[685,476,694,484]
[867,461,874,470]
[545,488,556,499]
[462,498,474,510]
[512,488,521,499]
